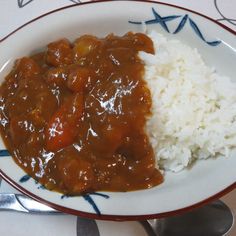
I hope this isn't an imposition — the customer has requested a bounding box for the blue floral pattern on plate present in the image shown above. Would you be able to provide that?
[129,8,221,46]
[61,193,109,215]
[0,149,10,157]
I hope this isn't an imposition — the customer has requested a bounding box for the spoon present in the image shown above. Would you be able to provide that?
[141,200,234,236]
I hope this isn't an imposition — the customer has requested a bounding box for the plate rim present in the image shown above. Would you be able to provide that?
[1,169,235,220]
[0,0,235,221]
[0,0,235,43]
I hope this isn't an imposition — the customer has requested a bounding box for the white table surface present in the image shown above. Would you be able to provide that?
[0,0,235,235]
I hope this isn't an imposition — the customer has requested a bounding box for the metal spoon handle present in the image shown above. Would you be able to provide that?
[0,193,60,214]
[139,220,158,236]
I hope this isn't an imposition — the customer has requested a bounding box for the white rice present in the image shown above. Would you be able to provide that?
[140,31,236,172]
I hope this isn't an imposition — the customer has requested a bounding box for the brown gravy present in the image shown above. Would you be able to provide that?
[0,32,163,195]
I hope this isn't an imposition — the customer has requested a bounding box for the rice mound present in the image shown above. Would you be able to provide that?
[140,31,236,172]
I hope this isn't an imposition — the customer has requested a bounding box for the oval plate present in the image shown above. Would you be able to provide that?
[0,0,235,220]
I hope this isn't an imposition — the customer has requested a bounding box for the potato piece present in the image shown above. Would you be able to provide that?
[131,33,155,54]
[67,67,91,92]
[73,35,101,60]
[45,67,67,86]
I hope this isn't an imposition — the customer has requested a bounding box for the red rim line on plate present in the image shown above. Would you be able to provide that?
[0,0,235,221]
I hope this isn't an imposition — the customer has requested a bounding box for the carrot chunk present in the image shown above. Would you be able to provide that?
[45,93,83,151]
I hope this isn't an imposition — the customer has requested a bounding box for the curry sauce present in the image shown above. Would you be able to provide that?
[0,32,163,195]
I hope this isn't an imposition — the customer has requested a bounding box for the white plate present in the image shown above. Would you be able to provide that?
[0,0,235,220]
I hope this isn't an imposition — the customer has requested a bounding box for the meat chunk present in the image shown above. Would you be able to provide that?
[46,39,73,67]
